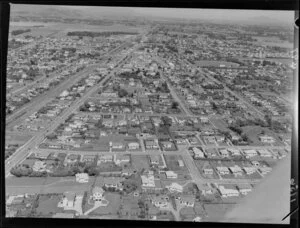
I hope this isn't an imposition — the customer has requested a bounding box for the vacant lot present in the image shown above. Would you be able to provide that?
[194,160,219,180]
[164,155,187,171]
[242,126,283,146]
[203,203,236,221]
[131,155,150,171]
[180,207,196,219]
[36,194,63,216]
[5,132,33,145]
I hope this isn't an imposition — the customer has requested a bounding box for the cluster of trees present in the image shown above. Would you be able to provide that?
[11,29,31,36]
[10,164,48,177]
[67,31,138,38]
[156,82,169,93]
[202,83,224,90]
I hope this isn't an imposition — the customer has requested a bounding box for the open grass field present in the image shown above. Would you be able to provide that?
[252,36,293,49]
[5,132,33,144]
[242,126,284,146]
[131,155,151,171]
[194,160,220,180]
[203,203,236,221]
[36,194,63,216]
[164,155,188,171]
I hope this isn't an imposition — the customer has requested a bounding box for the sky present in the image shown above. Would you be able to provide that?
[12,4,295,26]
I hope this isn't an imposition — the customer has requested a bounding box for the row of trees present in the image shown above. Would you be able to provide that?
[11,29,31,36]
[67,31,138,38]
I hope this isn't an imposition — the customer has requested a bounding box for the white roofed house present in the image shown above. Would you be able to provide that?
[75,173,89,183]
[203,168,214,175]
[114,154,130,165]
[176,195,195,207]
[103,177,123,191]
[228,148,241,156]
[127,142,140,150]
[150,195,169,209]
[258,166,272,176]
[243,149,258,158]
[259,135,275,143]
[228,165,243,177]
[97,155,113,165]
[236,184,252,195]
[92,186,105,201]
[165,170,178,179]
[217,185,240,198]
[141,174,155,189]
[242,166,257,175]
[192,147,205,159]
[178,160,184,167]
[149,155,160,166]
[219,148,230,158]
[216,166,230,175]
[257,149,272,157]
[110,142,125,151]
[32,161,47,172]
[166,182,183,193]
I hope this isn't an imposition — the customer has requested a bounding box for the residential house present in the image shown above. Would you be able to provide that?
[243,149,258,158]
[32,161,47,172]
[58,192,76,208]
[145,139,159,150]
[178,160,184,167]
[192,147,205,159]
[34,151,50,160]
[64,154,79,165]
[103,177,123,191]
[217,185,239,198]
[257,149,272,157]
[242,167,256,175]
[216,166,230,175]
[110,142,125,151]
[228,148,241,156]
[92,186,105,201]
[165,171,178,179]
[75,173,89,183]
[150,195,169,208]
[258,166,272,175]
[141,174,155,188]
[236,184,252,195]
[219,149,230,158]
[166,182,183,193]
[228,165,243,176]
[215,135,225,142]
[114,154,130,165]
[149,155,160,166]
[97,155,113,165]
[161,141,173,150]
[81,155,96,164]
[259,135,275,143]
[127,142,140,150]
[177,195,195,207]
[203,168,214,175]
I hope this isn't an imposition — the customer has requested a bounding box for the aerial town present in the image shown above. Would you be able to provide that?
[5,5,296,223]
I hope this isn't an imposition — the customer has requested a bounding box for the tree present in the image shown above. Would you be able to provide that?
[171,101,179,109]
[118,89,128,98]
